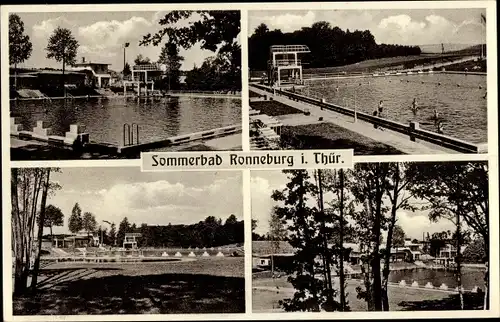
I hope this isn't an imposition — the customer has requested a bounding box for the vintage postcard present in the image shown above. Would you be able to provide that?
[2,1,498,321]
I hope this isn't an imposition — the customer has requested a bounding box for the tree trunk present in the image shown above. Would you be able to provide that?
[12,168,28,295]
[14,62,18,90]
[317,170,334,309]
[456,197,464,310]
[298,174,320,311]
[371,165,383,311]
[482,233,489,309]
[382,164,400,311]
[62,59,66,98]
[339,169,346,311]
[31,169,51,291]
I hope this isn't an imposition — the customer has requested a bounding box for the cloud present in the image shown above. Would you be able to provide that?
[32,16,74,38]
[250,10,485,46]
[78,17,152,45]
[395,210,456,240]
[250,176,276,235]
[375,14,484,45]
[257,11,316,33]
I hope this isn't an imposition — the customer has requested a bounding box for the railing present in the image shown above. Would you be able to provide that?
[274,59,302,67]
[251,83,485,154]
[132,63,161,71]
[270,45,311,53]
[123,123,139,146]
[167,90,241,95]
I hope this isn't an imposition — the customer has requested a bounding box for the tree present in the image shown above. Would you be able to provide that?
[134,54,151,65]
[271,170,341,312]
[123,63,131,77]
[350,163,391,311]
[393,225,406,248]
[45,27,79,96]
[141,11,241,91]
[117,217,131,247]
[9,14,33,89]
[38,204,64,240]
[463,238,486,263]
[109,223,117,246]
[11,168,60,295]
[225,214,238,225]
[141,11,240,54]
[82,212,97,243]
[268,205,287,276]
[158,42,184,91]
[68,203,83,234]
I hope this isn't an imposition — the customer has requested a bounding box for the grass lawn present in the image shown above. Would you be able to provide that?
[253,276,485,312]
[280,123,402,155]
[249,90,263,98]
[13,257,244,315]
[249,100,303,117]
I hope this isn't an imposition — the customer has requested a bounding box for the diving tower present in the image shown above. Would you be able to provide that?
[123,63,163,96]
[268,45,310,87]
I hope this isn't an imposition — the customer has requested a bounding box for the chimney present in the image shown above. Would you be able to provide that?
[82,57,85,63]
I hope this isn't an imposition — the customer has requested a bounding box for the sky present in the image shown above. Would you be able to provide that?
[13,11,240,71]
[46,168,242,235]
[251,170,456,240]
[248,9,486,47]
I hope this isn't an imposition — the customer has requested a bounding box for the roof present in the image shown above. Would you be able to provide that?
[74,62,111,66]
[10,74,37,78]
[29,70,87,76]
[252,240,295,256]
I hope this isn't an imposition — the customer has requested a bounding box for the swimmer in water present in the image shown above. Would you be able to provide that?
[411,98,418,115]
[433,109,440,124]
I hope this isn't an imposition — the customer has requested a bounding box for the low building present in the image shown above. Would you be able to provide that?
[72,57,112,88]
[252,240,295,271]
[51,232,99,248]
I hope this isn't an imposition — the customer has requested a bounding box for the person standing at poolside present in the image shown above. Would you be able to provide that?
[378,100,384,118]
[437,121,445,134]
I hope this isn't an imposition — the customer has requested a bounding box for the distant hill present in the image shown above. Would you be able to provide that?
[419,43,483,54]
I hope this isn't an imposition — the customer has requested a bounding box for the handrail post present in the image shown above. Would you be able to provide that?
[409,121,419,142]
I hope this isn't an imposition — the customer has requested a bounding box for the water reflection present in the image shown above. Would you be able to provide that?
[11,96,241,146]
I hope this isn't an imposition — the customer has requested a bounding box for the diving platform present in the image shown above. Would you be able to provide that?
[123,63,162,96]
[268,45,311,87]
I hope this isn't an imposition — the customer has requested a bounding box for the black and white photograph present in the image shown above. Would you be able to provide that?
[248,9,488,155]
[10,168,245,315]
[251,162,490,312]
[9,10,242,160]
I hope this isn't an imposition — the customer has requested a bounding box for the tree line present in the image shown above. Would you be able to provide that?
[114,214,244,248]
[248,22,422,71]
[264,162,488,312]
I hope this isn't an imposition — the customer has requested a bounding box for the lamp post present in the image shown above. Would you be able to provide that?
[123,42,130,77]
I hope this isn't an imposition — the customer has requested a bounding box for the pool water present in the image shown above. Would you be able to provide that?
[300,73,487,143]
[388,267,486,289]
[11,96,241,146]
